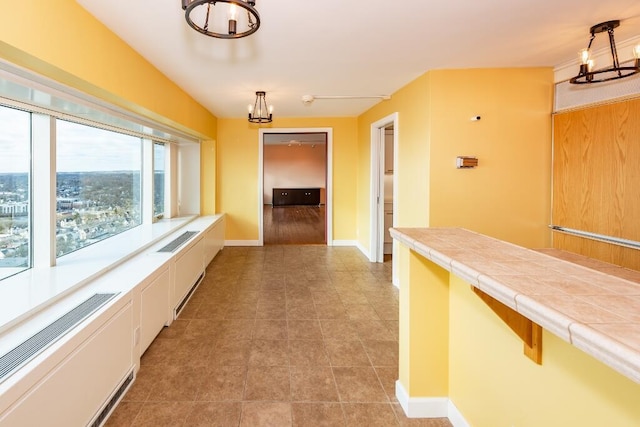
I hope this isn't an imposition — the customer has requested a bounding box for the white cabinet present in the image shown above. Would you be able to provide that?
[140,266,171,354]
[0,303,133,427]
[173,236,205,314]
[204,215,225,266]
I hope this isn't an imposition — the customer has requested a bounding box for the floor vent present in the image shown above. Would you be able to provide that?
[90,370,134,427]
[157,231,198,253]
[0,293,117,384]
[174,272,204,318]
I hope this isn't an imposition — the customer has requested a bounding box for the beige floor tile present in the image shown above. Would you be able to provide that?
[184,402,242,427]
[289,340,330,366]
[249,339,290,366]
[333,367,388,402]
[104,401,142,427]
[290,366,339,402]
[254,319,288,340]
[392,403,453,426]
[320,320,360,340]
[325,340,371,367]
[210,339,252,365]
[197,365,247,401]
[131,401,193,427]
[292,402,346,427]
[374,367,399,401]
[342,403,399,426]
[244,365,291,401]
[362,340,399,366]
[288,319,324,340]
[108,247,442,426]
[240,402,292,427]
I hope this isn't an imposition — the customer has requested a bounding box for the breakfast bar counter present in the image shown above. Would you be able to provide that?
[390,227,640,426]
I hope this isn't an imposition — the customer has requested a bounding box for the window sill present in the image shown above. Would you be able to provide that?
[0,215,198,333]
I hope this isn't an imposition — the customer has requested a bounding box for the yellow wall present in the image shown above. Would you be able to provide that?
[357,74,432,249]
[0,1,216,140]
[357,68,553,252]
[216,117,358,241]
[0,1,218,214]
[449,273,640,426]
[429,68,553,247]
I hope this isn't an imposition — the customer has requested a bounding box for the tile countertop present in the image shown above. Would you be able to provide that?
[390,227,640,384]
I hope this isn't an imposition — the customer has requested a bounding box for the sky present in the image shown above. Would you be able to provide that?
[0,107,146,173]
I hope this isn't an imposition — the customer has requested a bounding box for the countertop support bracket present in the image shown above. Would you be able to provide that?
[472,287,542,364]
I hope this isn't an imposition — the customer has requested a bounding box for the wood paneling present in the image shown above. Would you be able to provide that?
[552,98,640,270]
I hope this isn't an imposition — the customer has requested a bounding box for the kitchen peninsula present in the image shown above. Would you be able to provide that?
[391,227,640,427]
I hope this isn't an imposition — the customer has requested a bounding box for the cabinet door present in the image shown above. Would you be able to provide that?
[273,189,290,206]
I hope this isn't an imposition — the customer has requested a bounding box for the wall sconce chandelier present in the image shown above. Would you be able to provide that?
[181,0,260,39]
[570,20,640,84]
[248,91,273,124]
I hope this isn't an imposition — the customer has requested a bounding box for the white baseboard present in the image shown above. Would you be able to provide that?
[331,240,357,247]
[395,381,470,426]
[447,400,471,427]
[392,275,400,289]
[224,240,261,246]
[355,241,371,260]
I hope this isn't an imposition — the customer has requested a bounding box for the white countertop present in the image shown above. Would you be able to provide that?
[390,227,640,384]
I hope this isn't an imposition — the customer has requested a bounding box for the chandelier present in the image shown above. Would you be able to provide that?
[570,20,640,84]
[248,91,273,124]
[181,0,260,39]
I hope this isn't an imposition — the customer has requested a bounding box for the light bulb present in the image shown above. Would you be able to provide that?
[587,59,595,72]
[633,44,640,60]
[269,105,274,114]
[229,3,237,20]
[248,104,253,114]
[579,48,591,65]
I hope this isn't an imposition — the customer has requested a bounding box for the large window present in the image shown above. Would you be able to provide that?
[153,142,166,218]
[0,106,30,280]
[56,120,142,257]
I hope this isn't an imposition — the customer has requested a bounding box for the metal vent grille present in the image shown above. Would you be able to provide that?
[175,272,204,318]
[555,72,640,112]
[90,370,134,427]
[157,231,198,253]
[0,293,117,383]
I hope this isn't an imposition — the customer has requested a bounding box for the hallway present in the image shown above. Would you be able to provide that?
[106,245,451,426]
[263,206,326,245]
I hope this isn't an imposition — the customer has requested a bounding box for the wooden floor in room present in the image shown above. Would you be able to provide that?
[264,205,326,245]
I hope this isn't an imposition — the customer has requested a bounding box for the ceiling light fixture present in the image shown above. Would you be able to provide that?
[570,20,640,84]
[248,91,273,124]
[181,0,260,39]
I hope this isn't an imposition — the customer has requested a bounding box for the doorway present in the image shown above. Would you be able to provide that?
[258,128,333,246]
[370,113,399,285]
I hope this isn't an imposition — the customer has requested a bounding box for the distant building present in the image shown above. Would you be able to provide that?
[0,202,28,217]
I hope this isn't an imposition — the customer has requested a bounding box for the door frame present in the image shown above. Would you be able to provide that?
[369,113,398,276]
[258,127,333,246]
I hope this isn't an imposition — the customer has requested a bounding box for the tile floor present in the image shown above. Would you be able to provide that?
[106,245,452,426]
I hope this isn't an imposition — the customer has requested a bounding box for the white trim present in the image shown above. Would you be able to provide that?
[395,381,448,418]
[31,114,56,268]
[447,400,471,427]
[332,240,358,247]
[369,113,399,263]
[224,240,261,247]
[392,275,400,289]
[258,127,333,246]
[394,381,470,426]
[356,241,370,259]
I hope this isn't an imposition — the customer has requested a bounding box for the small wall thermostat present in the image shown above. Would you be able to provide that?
[456,156,478,169]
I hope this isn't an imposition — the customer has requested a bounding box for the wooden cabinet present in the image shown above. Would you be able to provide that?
[273,188,321,206]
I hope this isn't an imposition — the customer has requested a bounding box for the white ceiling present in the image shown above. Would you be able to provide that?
[77,0,640,119]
